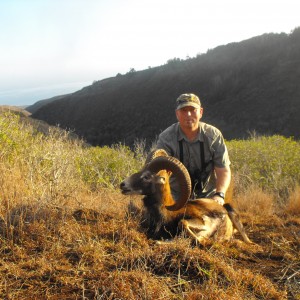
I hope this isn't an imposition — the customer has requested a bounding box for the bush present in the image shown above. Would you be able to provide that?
[76,144,143,190]
[227,135,300,201]
[0,113,86,206]
[0,113,144,206]
[1,112,299,206]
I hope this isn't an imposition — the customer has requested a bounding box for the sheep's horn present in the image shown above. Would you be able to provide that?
[147,156,192,211]
[144,149,169,166]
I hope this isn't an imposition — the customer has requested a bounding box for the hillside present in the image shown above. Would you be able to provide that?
[26,93,71,114]
[0,112,299,299]
[29,28,300,147]
[0,106,81,141]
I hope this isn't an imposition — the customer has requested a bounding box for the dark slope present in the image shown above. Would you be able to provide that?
[26,94,72,114]
[31,28,300,147]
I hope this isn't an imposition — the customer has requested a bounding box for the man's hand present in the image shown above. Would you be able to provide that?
[212,194,225,205]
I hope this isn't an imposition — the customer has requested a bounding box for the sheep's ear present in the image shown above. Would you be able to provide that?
[166,170,172,177]
[156,176,166,185]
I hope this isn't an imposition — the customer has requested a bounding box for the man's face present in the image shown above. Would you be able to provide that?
[175,106,203,130]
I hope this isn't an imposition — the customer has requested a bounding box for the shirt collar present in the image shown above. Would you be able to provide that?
[177,122,202,142]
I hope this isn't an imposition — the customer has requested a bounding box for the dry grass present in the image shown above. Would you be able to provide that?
[0,188,299,299]
[286,186,300,215]
[233,185,275,217]
[0,112,299,299]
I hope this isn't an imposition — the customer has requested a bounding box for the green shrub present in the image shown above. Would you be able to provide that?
[0,113,86,205]
[77,144,143,189]
[1,112,299,204]
[227,135,300,200]
[0,113,146,204]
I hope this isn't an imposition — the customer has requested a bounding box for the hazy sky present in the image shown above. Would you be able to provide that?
[0,0,299,106]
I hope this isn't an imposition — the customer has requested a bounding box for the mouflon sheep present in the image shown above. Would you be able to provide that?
[120,150,252,244]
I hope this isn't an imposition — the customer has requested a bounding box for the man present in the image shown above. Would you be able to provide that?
[156,93,231,205]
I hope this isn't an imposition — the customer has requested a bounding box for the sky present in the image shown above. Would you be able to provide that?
[0,0,299,106]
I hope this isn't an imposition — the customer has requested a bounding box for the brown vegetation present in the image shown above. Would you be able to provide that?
[0,188,299,299]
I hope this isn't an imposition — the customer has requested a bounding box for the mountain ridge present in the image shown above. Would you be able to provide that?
[29,28,300,147]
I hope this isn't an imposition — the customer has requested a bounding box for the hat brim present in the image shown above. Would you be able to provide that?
[176,102,200,110]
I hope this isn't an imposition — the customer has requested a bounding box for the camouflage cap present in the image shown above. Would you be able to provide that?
[176,93,201,110]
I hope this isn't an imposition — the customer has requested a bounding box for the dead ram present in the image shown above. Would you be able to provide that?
[120,150,252,244]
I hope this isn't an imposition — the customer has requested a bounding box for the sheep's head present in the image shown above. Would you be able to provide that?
[120,170,159,195]
[120,150,192,211]
[120,169,171,196]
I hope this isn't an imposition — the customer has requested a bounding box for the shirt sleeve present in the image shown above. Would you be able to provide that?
[211,131,231,168]
[156,125,178,157]
[156,134,173,156]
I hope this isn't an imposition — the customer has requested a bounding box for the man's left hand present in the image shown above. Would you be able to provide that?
[212,195,225,205]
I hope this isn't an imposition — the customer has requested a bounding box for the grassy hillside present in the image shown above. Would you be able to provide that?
[29,28,300,148]
[0,112,300,299]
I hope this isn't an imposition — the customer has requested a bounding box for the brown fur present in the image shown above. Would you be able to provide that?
[121,167,252,245]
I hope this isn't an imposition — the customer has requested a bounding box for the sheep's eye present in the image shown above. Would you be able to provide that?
[141,173,152,181]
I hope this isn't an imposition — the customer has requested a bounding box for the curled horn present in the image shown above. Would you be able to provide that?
[147,155,192,211]
[144,149,169,166]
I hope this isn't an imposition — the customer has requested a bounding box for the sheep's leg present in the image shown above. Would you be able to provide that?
[180,216,222,244]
